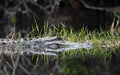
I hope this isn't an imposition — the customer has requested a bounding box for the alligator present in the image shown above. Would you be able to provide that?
[0,36,93,55]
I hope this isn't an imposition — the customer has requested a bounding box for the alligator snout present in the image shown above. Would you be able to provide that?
[44,40,94,54]
[63,41,94,50]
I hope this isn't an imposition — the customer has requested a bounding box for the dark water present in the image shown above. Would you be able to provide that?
[0,49,120,75]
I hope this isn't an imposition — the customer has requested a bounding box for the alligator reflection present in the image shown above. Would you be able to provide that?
[0,36,93,55]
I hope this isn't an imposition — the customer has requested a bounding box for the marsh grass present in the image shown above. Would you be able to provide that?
[26,21,120,62]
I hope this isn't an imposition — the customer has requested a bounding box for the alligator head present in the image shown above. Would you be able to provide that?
[20,36,94,55]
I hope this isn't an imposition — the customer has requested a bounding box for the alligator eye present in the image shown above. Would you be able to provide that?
[55,37,63,41]
[47,43,60,49]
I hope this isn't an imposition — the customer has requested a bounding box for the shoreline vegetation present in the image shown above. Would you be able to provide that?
[0,22,119,75]
[4,22,120,59]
